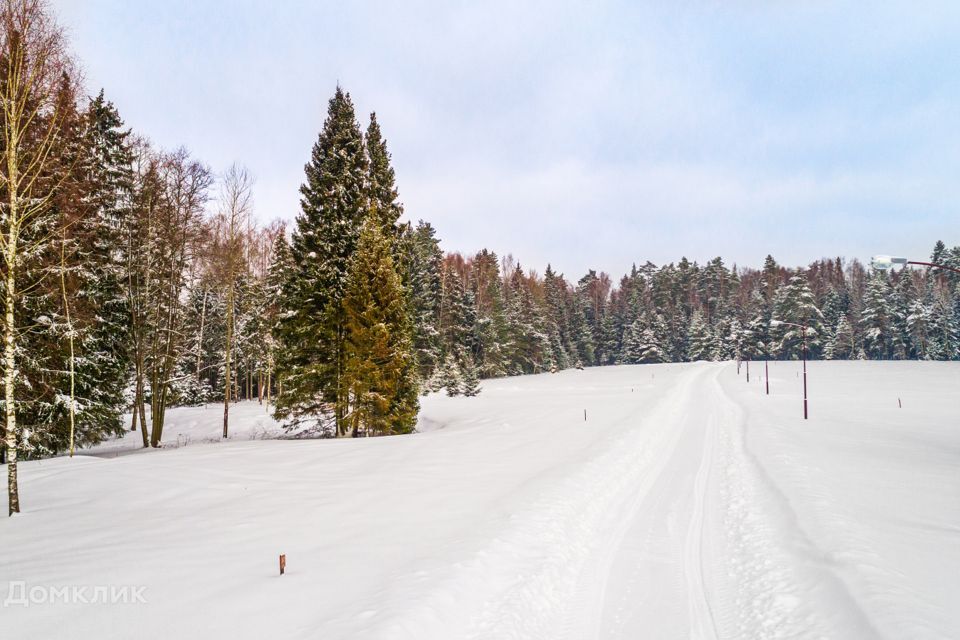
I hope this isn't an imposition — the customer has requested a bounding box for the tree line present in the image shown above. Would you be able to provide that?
[2,0,958,516]
[422,247,960,388]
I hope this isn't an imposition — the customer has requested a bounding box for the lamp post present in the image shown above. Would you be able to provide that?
[871,255,960,276]
[770,319,809,419]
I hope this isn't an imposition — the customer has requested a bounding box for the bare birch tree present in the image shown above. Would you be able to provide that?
[212,164,252,439]
[0,0,73,515]
[146,150,210,447]
[125,138,159,446]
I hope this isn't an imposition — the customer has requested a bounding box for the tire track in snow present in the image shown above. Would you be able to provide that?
[710,364,882,639]
[564,366,712,640]
[585,364,722,639]
[359,366,704,640]
[683,403,719,640]
[463,366,705,640]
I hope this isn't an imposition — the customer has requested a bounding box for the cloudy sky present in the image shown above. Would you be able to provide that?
[53,0,960,278]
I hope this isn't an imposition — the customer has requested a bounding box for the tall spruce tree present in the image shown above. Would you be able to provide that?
[543,265,572,370]
[362,118,421,430]
[927,291,959,359]
[274,87,369,434]
[686,310,715,361]
[440,353,464,397]
[14,87,125,456]
[58,91,132,451]
[621,318,644,364]
[824,315,856,359]
[470,249,509,376]
[771,275,823,359]
[440,262,472,358]
[461,353,482,396]
[11,85,139,458]
[860,273,894,359]
[341,219,418,436]
[406,221,444,383]
[265,233,293,405]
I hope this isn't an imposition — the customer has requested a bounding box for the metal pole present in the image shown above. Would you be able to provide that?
[802,321,808,420]
[906,260,960,275]
[765,359,769,395]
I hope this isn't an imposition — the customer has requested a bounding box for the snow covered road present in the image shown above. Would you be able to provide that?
[2,362,959,639]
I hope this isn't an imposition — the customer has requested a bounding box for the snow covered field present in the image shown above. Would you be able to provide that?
[87,400,287,457]
[2,361,959,639]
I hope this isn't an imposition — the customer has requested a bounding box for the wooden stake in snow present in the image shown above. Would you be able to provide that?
[584,409,587,421]
[898,398,902,408]
[280,554,286,575]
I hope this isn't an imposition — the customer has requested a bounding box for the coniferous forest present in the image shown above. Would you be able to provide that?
[2,0,959,514]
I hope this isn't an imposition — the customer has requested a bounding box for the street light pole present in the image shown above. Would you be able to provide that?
[802,319,808,419]
[770,319,809,420]
[871,255,960,276]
